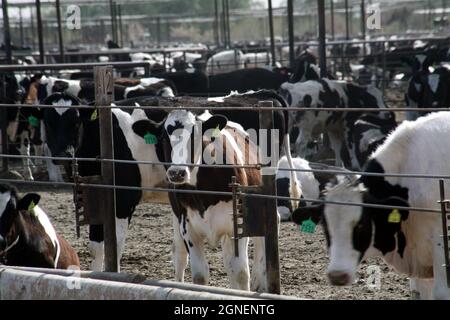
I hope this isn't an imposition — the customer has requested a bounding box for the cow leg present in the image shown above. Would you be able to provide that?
[43,143,64,182]
[181,215,209,285]
[409,278,433,300]
[221,235,250,291]
[172,215,188,282]
[294,128,308,158]
[19,134,33,180]
[115,217,129,273]
[432,231,450,299]
[251,237,266,292]
[33,143,44,167]
[251,212,280,292]
[88,224,104,271]
[328,132,344,167]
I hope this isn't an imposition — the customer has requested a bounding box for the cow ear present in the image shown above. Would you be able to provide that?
[132,119,163,139]
[17,193,41,211]
[291,203,324,225]
[202,115,228,135]
[79,106,98,121]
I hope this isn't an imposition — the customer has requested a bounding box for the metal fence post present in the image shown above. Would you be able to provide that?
[94,65,118,272]
[287,0,295,68]
[438,179,450,288]
[268,0,277,67]
[259,101,280,294]
[0,74,8,173]
[318,0,327,78]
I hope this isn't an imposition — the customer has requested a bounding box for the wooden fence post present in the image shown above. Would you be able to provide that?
[94,65,118,272]
[259,101,281,294]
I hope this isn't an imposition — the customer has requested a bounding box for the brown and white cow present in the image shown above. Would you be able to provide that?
[0,184,79,269]
[132,99,298,292]
[132,110,265,291]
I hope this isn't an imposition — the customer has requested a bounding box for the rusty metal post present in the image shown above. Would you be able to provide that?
[2,0,12,64]
[438,180,450,287]
[287,0,295,68]
[94,66,118,272]
[35,0,45,63]
[55,0,64,63]
[19,7,24,48]
[345,0,350,40]
[259,101,280,294]
[268,0,276,67]
[0,74,8,172]
[318,0,327,78]
[361,0,366,56]
[117,4,123,47]
[330,0,335,40]
[214,0,220,46]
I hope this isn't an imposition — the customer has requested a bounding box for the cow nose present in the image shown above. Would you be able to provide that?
[328,271,351,286]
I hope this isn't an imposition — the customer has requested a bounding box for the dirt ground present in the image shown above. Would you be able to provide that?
[21,185,411,300]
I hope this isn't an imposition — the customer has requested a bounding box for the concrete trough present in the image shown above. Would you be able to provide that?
[0,266,300,300]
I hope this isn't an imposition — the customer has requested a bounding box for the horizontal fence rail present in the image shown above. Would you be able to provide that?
[0,177,441,214]
[0,103,449,112]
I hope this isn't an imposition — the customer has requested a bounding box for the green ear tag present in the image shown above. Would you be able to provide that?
[211,125,221,138]
[144,132,157,145]
[90,109,98,121]
[300,218,316,234]
[388,209,401,223]
[28,200,36,211]
[28,115,39,127]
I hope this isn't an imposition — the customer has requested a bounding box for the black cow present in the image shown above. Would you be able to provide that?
[208,68,289,97]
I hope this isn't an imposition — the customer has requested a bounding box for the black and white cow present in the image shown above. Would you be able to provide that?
[276,156,319,221]
[26,75,176,104]
[0,184,80,268]
[0,73,44,180]
[279,79,390,169]
[276,156,354,221]
[208,68,289,97]
[292,112,450,299]
[131,90,298,291]
[405,66,450,121]
[289,50,320,83]
[38,93,169,270]
[345,112,397,170]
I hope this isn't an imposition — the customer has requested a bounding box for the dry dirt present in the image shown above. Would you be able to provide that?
[20,185,411,300]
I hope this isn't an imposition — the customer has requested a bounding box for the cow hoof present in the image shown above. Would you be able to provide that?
[192,274,207,285]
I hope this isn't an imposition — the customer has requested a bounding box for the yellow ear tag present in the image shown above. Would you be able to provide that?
[90,109,98,121]
[28,201,36,211]
[211,125,221,138]
[388,209,401,223]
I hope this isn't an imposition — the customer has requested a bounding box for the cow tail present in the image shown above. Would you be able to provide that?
[284,133,301,211]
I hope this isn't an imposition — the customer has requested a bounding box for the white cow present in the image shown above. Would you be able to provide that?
[293,112,450,299]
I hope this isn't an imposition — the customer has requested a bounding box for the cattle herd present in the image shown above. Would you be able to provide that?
[0,35,449,300]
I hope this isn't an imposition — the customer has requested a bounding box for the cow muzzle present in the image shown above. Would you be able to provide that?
[167,166,189,184]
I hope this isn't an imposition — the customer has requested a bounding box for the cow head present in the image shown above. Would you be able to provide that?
[293,177,409,286]
[41,93,81,163]
[133,110,228,186]
[0,184,40,251]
